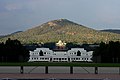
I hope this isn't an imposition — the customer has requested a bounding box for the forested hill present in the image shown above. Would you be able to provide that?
[0,19,120,44]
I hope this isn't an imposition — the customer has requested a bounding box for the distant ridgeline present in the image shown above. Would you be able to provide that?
[0,19,120,44]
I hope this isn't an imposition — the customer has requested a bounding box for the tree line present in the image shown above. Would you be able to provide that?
[0,38,29,62]
[93,41,120,63]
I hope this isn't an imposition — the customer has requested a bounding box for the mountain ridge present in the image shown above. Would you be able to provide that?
[0,31,22,38]
[101,29,120,34]
[0,19,120,44]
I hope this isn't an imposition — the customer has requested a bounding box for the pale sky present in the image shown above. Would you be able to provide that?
[0,0,120,35]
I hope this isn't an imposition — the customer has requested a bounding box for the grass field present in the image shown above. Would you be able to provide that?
[0,62,120,67]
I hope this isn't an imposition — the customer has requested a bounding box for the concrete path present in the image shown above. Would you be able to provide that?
[0,73,120,80]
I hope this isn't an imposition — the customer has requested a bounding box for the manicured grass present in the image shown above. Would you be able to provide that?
[0,62,120,67]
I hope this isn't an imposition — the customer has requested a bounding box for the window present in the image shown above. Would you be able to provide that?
[59,58,61,60]
[34,58,38,59]
[44,52,46,54]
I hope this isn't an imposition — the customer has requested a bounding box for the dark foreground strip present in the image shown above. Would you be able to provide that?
[0,78,111,80]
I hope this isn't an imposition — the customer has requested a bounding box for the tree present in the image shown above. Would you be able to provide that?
[0,38,29,62]
[0,42,5,62]
[93,41,120,63]
[77,51,81,56]
[39,50,43,56]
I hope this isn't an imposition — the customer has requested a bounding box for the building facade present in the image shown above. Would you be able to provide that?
[29,48,93,62]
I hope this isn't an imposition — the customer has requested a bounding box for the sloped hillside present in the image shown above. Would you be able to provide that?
[0,19,120,44]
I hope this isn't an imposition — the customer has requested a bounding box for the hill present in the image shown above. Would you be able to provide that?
[0,19,120,44]
[101,29,120,34]
[0,31,22,38]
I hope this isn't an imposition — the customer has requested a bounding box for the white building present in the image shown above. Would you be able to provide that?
[29,48,93,62]
[29,40,93,62]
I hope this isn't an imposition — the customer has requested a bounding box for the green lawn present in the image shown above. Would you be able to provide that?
[0,62,120,67]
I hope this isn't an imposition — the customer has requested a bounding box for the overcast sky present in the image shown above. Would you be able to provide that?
[0,0,120,35]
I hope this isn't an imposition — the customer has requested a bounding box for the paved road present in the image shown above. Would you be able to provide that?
[0,66,119,74]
